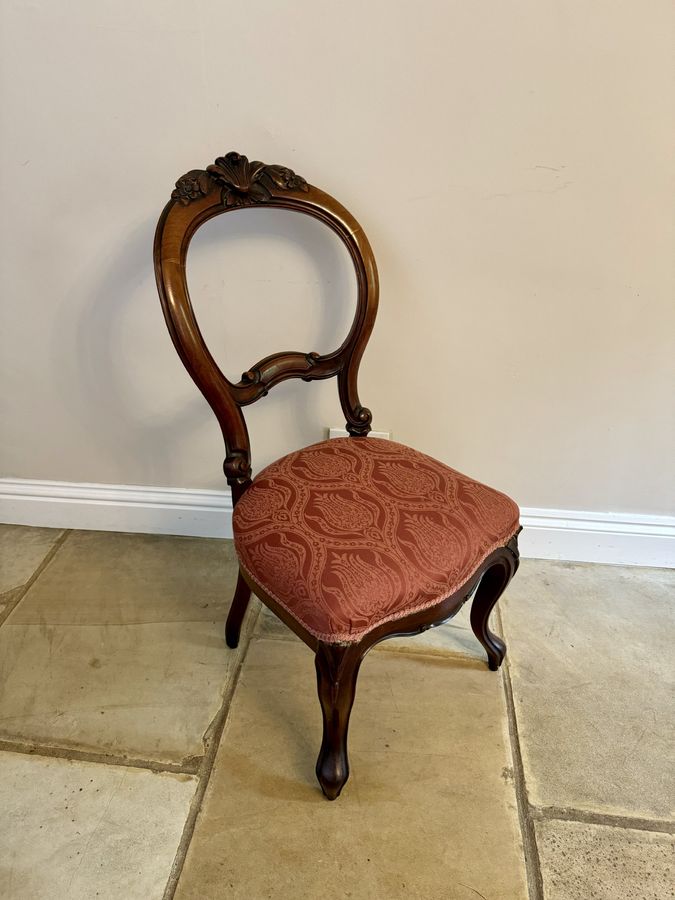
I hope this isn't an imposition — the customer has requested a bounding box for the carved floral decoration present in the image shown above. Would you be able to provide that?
[171,152,309,207]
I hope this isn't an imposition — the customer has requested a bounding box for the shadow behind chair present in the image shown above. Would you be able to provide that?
[154,152,521,800]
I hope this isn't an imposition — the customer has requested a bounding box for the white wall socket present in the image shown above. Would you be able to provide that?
[328,427,392,440]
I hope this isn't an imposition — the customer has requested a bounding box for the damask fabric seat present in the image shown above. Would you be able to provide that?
[233,438,520,644]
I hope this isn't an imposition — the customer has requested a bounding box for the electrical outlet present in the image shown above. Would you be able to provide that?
[328,427,392,440]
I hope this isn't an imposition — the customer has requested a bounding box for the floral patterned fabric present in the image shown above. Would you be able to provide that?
[233,438,520,644]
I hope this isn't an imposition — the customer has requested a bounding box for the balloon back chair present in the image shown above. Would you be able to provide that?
[154,152,521,800]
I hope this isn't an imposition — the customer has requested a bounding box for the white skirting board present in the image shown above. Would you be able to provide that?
[0,479,235,540]
[0,478,673,568]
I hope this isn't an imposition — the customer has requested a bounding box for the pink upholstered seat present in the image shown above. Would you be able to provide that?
[234,438,520,643]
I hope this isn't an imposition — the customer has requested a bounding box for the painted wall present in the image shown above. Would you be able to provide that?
[1,0,673,515]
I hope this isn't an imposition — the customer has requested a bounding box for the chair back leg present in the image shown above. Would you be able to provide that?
[225,570,252,649]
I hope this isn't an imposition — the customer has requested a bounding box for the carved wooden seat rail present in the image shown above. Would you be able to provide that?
[154,152,521,800]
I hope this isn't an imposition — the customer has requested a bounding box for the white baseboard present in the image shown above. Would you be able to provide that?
[0,479,234,539]
[518,508,674,568]
[0,478,673,568]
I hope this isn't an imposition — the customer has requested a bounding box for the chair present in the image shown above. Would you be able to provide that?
[154,152,521,800]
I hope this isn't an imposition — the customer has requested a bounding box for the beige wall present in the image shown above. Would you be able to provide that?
[1,1,673,515]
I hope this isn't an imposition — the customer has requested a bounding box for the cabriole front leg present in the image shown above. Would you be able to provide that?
[314,642,364,800]
[470,538,519,671]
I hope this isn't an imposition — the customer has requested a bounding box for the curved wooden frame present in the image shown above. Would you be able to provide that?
[154,152,521,800]
[154,151,378,502]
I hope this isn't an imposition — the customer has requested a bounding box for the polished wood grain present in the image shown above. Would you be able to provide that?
[154,152,521,799]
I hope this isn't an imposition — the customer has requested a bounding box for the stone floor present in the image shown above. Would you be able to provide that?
[0,525,673,899]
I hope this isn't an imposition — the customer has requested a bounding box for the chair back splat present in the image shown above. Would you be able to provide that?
[153,152,379,502]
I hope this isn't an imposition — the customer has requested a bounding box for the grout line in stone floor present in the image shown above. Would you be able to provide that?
[162,603,262,900]
[0,528,72,630]
[498,605,545,900]
[532,805,675,834]
[0,738,202,775]
[497,592,675,900]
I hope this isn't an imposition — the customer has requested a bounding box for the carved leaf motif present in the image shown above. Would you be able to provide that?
[171,151,309,207]
[264,165,309,192]
[171,170,213,206]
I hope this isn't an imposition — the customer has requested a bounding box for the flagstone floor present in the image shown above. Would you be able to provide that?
[0,525,673,899]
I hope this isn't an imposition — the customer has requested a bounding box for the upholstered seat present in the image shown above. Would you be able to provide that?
[234,438,519,643]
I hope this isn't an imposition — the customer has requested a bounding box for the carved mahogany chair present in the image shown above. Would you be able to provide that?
[154,152,521,800]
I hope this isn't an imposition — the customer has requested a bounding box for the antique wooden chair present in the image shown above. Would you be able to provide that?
[154,152,521,800]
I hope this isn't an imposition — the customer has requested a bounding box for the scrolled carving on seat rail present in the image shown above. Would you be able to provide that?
[154,151,379,496]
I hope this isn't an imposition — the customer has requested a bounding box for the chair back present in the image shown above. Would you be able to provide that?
[154,152,379,501]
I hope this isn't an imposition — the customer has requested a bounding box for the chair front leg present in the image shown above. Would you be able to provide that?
[470,539,519,670]
[314,641,364,800]
[225,569,252,649]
